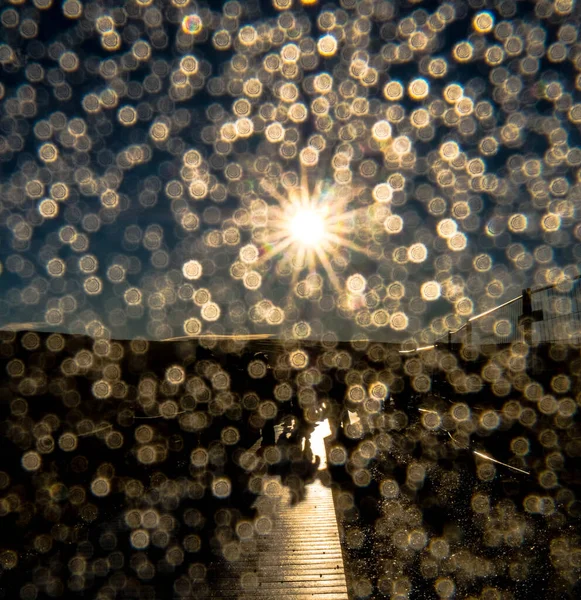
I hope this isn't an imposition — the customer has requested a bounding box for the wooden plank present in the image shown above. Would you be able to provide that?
[208,479,349,599]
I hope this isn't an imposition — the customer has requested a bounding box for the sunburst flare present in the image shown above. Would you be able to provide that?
[255,168,377,296]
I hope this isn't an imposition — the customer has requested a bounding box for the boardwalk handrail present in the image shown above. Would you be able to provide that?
[529,272,581,295]
[400,271,581,354]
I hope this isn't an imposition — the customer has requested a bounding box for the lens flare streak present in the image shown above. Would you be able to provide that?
[473,450,530,476]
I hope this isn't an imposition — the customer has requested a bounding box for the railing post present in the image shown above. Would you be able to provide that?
[519,288,543,376]
[521,288,533,346]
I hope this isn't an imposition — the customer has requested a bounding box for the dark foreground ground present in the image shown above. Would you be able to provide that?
[0,330,579,599]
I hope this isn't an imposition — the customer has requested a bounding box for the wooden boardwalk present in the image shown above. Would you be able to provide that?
[208,478,349,599]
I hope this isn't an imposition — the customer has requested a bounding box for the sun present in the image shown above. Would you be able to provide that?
[252,168,377,296]
[289,208,327,248]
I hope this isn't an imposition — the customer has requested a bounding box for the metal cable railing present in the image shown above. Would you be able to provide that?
[402,273,581,353]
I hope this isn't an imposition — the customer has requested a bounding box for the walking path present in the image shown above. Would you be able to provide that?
[208,478,349,599]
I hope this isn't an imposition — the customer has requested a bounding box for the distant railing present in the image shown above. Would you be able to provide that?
[401,273,581,354]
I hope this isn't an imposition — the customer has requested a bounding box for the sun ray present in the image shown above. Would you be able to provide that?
[264,226,292,244]
[289,256,304,291]
[307,248,317,273]
[256,237,295,266]
[294,245,307,274]
[300,164,311,208]
[267,204,288,220]
[326,206,369,226]
[312,178,325,206]
[260,178,290,208]
[324,232,374,257]
[314,245,343,294]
